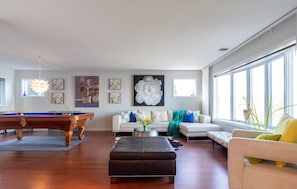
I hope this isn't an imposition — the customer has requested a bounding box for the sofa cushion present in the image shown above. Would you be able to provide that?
[274,114,297,167]
[246,133,282,164]
[179,123,221,132]
[152,110,168,122]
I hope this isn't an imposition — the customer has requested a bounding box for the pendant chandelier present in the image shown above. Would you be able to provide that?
[30,56,49,93]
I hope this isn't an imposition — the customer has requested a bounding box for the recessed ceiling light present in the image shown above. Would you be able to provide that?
[219,48,229,51]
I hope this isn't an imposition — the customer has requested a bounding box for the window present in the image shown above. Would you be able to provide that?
[233,71,247,121]
[22,79,46,97]
[0,78,5,106]
[293,49,297,118]
[214,75,230,119]
[173,79,196,97]
[250,65,265,125]
[270,56,285,126]
[214,44,296,129]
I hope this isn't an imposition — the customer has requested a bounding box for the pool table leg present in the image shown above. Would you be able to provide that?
[64,130,73,146]
[15,129,23,140]
[77,126,85,140]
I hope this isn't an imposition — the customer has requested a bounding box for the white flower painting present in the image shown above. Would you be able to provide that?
[134,75,164,106]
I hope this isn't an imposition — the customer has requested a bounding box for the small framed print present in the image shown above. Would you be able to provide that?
[109,92,121,104]
[52,92,64,104]
[109,78,121,90]
[52,79,64,90]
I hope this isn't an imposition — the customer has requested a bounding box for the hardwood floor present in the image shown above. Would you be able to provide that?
[0,131,229,189]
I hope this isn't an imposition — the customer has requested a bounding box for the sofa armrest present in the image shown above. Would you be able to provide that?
[112,114,121,133]
[199,114,211,123]
[228,137,297,189]
[231,129,269,138]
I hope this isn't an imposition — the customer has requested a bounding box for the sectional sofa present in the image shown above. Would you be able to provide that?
[112,110,222,141]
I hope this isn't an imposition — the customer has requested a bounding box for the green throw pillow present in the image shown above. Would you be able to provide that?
[246,133,281,164]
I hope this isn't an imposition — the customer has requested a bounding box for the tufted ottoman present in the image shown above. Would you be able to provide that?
[109,136,176,184]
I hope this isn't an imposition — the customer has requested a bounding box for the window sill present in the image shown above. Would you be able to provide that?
[212,119,274,133]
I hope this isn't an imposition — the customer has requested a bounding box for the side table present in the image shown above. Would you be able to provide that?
[132,127,159,137]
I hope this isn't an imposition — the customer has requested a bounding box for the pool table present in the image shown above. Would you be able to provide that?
[0,112,94,146]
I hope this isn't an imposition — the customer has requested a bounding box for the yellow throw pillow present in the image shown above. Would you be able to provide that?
[246,133,281,164]
[274,114,297,167]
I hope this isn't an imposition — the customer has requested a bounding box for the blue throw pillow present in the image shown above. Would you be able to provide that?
[129,112,136,122]
[184,113,194,123]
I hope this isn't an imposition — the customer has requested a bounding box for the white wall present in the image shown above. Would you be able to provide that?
[13,69,202,131]
[0,67,15,112]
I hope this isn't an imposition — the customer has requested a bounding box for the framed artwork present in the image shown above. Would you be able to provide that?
[75,76,99,107]
[133,75,164,106]
[52,92,64,104]
[109,92,121,104]
[52,79,64,90]
[109,78,121,90]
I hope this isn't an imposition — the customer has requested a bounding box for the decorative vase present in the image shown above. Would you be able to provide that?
[143,125,147,131]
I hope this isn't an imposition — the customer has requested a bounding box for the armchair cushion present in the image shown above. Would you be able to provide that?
[246,133,281,164]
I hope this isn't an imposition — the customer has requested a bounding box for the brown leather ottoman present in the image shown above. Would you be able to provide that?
[109,136,176,184]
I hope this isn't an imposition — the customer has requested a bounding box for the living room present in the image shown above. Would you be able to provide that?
[0,1,297,189]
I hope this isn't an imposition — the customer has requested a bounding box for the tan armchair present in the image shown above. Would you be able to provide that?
[228,129,297,189]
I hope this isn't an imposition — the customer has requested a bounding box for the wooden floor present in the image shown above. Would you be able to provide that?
[0,131,229,189]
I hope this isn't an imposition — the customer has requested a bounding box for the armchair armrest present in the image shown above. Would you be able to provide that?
[232,129,270,138]
[228,137,297,189]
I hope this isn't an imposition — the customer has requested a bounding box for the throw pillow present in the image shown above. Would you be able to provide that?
[246,133,281,164]
[167,111,173,121]
[152,110,168,122]
[138,110,152,120]
[274,114,297,167]
[129,112,137,122]
[120,111,130,123]
[183,113,194,123]
[187,110,200,122]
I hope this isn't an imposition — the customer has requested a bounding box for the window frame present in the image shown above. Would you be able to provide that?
[173,79,197,97]
[21,78,46,97]
[0,77,6,106]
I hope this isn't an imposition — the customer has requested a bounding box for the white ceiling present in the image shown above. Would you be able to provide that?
[0,0,296,71]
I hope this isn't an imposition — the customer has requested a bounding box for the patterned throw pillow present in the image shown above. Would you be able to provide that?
[152,111,168,122]
[120,111,130,123]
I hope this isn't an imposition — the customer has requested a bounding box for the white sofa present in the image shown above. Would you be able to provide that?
[112,110,222,140]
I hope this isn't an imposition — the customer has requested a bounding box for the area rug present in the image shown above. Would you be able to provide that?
[0,136,89,151]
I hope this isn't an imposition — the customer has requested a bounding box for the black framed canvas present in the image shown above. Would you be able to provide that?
[133,75,164,106]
